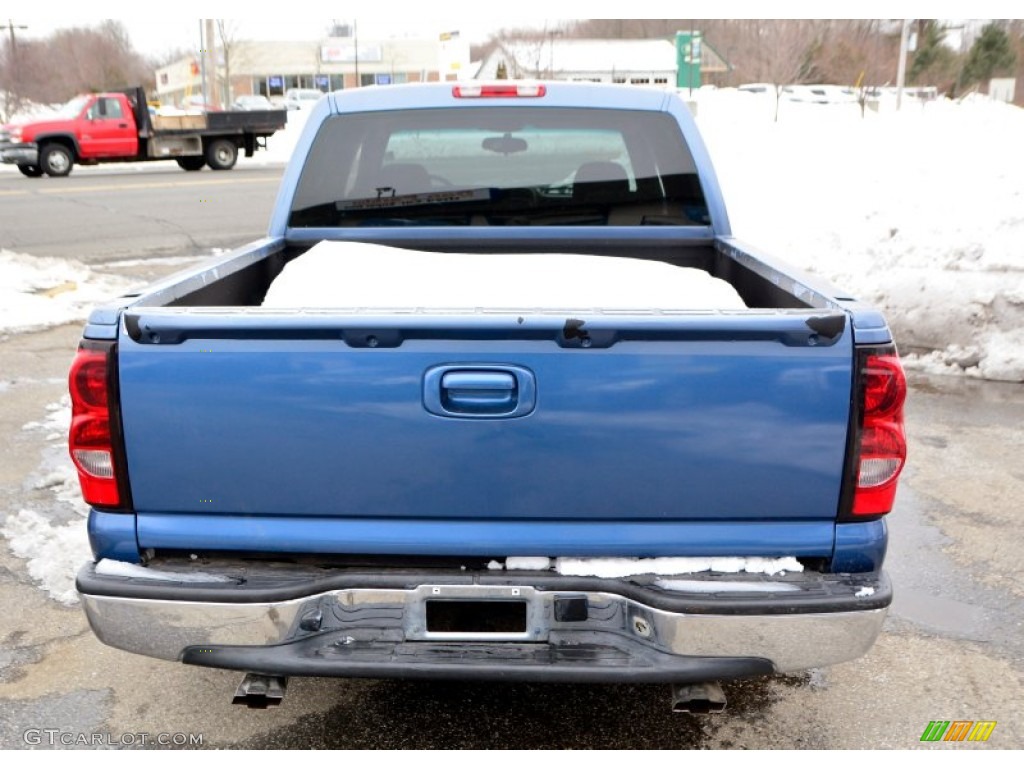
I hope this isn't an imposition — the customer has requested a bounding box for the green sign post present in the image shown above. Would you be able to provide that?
[676,31,702,90]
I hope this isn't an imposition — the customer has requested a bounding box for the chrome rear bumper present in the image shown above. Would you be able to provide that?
[79,563,890,682]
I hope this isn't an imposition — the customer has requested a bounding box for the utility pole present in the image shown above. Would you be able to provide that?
[3,19,28,118]
[353,19,359,87]
[896,19,912,110]
[198,20,206,108]
[205,19,218,108]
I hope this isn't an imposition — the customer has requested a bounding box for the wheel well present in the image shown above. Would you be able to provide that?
[37,135,79,159]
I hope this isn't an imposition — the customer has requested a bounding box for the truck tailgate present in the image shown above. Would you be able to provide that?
[117,311,852,556]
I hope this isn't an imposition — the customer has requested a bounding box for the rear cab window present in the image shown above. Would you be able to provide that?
[288,107,710,228]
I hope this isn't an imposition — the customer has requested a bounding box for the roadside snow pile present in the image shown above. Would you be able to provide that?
[696,92,1024,382]
[0,250,136,334]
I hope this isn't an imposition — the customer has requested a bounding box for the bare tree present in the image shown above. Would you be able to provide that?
[741,20,825,120]
[804,21,901,115]
[217,20,243,104]
[6,22,152,109]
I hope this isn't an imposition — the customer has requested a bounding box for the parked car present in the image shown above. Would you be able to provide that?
[233,94,278,111]
[284,88,325,110]
[180,95,222,112]
[781,85,858,104]
[737,83,776,95]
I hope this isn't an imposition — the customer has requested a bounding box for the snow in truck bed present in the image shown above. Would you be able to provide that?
[260,241,747,311]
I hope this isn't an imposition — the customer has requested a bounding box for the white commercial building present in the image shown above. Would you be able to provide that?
[155,36,443,108]
[476,39,680,86]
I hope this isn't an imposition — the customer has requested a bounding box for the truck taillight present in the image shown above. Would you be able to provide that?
[452,84,547,98]
[69,343,125,508]
[851,350,907,516]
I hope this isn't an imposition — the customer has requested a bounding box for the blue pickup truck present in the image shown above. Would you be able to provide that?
[72,83,906,711]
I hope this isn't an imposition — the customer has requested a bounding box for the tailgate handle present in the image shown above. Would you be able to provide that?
[424,366,536,419]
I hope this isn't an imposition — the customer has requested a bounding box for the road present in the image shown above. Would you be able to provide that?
[0,162,283,263]
[0,169,1021,749]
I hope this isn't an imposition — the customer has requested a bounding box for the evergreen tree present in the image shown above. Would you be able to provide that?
[960,22,1017,89]
[909,21,956,85]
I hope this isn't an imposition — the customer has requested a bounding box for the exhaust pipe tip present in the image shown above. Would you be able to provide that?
[670,681,727,714]
[232,673,288,708]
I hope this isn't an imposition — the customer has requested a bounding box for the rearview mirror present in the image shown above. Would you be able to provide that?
[482,133,528,155]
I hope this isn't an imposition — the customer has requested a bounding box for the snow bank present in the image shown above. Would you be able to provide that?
[0,250,136,334]
[262,241,746,311]
[695,91,1024,382]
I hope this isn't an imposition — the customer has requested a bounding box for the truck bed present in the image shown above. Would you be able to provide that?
[123,236,837,312]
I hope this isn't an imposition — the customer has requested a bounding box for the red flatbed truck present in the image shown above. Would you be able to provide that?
[0,86,287,177]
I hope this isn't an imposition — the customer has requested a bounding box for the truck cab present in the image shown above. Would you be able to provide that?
[0,92,140,176]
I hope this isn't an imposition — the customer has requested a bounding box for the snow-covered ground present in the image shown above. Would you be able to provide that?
[0,251,138,335]
[3,399,92,605]
[694,89,1024,382]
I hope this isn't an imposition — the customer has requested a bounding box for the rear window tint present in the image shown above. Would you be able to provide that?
[289,107,709,228]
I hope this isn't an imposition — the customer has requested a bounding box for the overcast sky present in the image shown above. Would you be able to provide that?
[12,3,1016,59]
[15,19,524,58]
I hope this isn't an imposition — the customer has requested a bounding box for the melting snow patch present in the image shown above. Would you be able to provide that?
[23,398,88,514]
[0,250,137,334]
[855,587,876,598]
[1,509,91,605]
[94,559,235,583]
[100,255,205,269]
[22,395,71,435]
[555,556,803,578]
[655,579,801,593]
[505,557,552,571]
